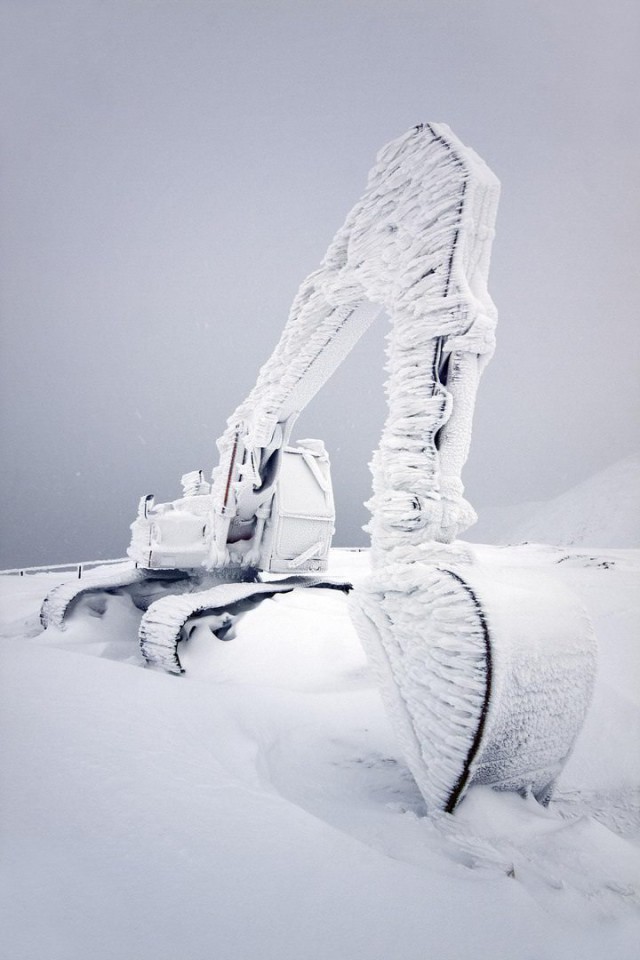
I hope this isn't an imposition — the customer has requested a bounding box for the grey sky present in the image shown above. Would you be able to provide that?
[1,0,639,567]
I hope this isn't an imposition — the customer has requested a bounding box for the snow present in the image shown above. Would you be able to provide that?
[469,454,640,548]
[1,546,638,959]
[354,551,598,811]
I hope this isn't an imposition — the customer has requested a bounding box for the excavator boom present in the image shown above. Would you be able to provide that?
[208,123,499,568]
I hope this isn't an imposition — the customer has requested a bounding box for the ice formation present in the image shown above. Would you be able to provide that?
[343,127,597,810]
[206,123,597,811]
[210,124,499,557]
[41,124,598,814]
[351,558,597,811]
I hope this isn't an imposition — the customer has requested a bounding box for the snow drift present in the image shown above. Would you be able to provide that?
[0,544,638,960]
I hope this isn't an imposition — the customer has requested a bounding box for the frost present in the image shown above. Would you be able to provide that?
[210,124,500,557]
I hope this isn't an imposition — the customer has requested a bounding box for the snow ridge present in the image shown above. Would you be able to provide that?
[471,454,640,549]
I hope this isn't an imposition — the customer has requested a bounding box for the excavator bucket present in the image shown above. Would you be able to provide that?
[341,124,597,812]
[350,556,597,813]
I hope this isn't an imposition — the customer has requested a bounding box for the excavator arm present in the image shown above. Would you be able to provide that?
[204,125,595,815]
[208,123,499,569]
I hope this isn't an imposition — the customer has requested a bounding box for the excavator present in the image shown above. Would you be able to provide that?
[41,123,597,814]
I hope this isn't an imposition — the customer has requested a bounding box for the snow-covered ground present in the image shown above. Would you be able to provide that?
[469,454,640,548]
[1,539,638,959]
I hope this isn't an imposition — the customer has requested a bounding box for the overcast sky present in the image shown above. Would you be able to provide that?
[1,0,639,567]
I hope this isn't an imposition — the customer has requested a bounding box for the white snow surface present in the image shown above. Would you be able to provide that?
[469,454,640,548]
[1,546,638,959]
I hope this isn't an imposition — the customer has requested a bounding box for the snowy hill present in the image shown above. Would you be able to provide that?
[1,546,639,959]
[469,454,640,547]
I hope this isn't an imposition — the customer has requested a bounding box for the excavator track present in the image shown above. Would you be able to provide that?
[139,577,352,674]
[40,562,153,630]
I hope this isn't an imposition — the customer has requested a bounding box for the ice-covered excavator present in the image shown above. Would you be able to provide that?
[42,124,597,813]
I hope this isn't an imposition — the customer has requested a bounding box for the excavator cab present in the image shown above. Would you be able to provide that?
[126,438,335,574]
